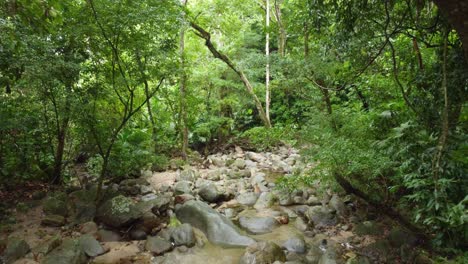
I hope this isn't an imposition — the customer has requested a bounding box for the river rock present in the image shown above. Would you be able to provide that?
[3,238,30,264]
[246,152,265,163]
[198,182,222,203]
[42,214,66,227]
[239,215,279,234]
[174,181,192,195]
[232,159,246,169]
[33,235,62,255]
[79,235,105,257]
[282,236,306,254]
[254,192,276,210]
[177,169,198,182]
[129,228,147,240]
[145,236,172,255]
[237,192,259,206]
[305,206,337,227]
[79,221,98,235]
[329,195,347,216]
[240,241,286,264]
[42,239,87,264]
[96,230,121,242]
[43,192,68,217]
[175,200,255,247]
[96,195,140,228]
[169,223,195,247]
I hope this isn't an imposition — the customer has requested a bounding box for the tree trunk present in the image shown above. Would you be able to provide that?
[265,0,271,127]
[433,0,468,62]
[191,22,272,128]
[274,0,286,57]
[180,0,189,159]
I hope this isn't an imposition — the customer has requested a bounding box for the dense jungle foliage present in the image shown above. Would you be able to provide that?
[0,0,466,257]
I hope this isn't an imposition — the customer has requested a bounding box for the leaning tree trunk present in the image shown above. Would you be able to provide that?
[191,22,272,128]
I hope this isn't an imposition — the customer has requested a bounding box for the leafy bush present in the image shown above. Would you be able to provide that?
[240,125,296,151]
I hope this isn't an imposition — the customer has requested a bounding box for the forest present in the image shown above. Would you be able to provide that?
[0,0,467,263]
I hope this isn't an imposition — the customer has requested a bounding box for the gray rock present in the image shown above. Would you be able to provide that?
[140,185,153,195]
[145,236,172,255]
[42,239,87,264]
[246,152,265,163]
[174,181,192,195]
[306,195,321,206]
[96,195,140,228]
[79,221,98,235]
[210,157,225,167]
[68,189,99,224]
[237,192,259,206]
[198,182,222,203]
[42,214,66,227]
[232,159,247,169]
[239,216,279,234]
[175,200,255,247]
[305,206,337,227]
[4,238,30,264]
[170,223,195,247]
[318,250,337,264]
[79,234,104,257]
[346,256,371,264]
[43,192,68,217]
[279,193,295,206]
[329,195,347,216]
[227,169,243,179]
[254,192,276,210]
[177,169,198,182]
[207,170,221,181]
[240,241,286,264]
[96,229,121,242]
[283,237,306,254]
[33,235,62,255]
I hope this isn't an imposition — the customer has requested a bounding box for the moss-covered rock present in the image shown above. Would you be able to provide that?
[43,192,68,217]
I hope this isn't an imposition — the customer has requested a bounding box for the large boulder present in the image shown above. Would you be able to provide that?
[238,216,279,234]
[42,239,87,264]
[96,195,140,228]
[175,200,255,247]
[239,241,286,264]
[3,238,30,264]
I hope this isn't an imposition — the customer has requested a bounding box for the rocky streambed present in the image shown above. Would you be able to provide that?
[0,147,431,264]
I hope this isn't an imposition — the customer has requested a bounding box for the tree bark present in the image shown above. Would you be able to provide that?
[433,0,468,62]
[180,0,189,159]
[274,0,286,57]
[265,0,271,127]
[191,22,272,128]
